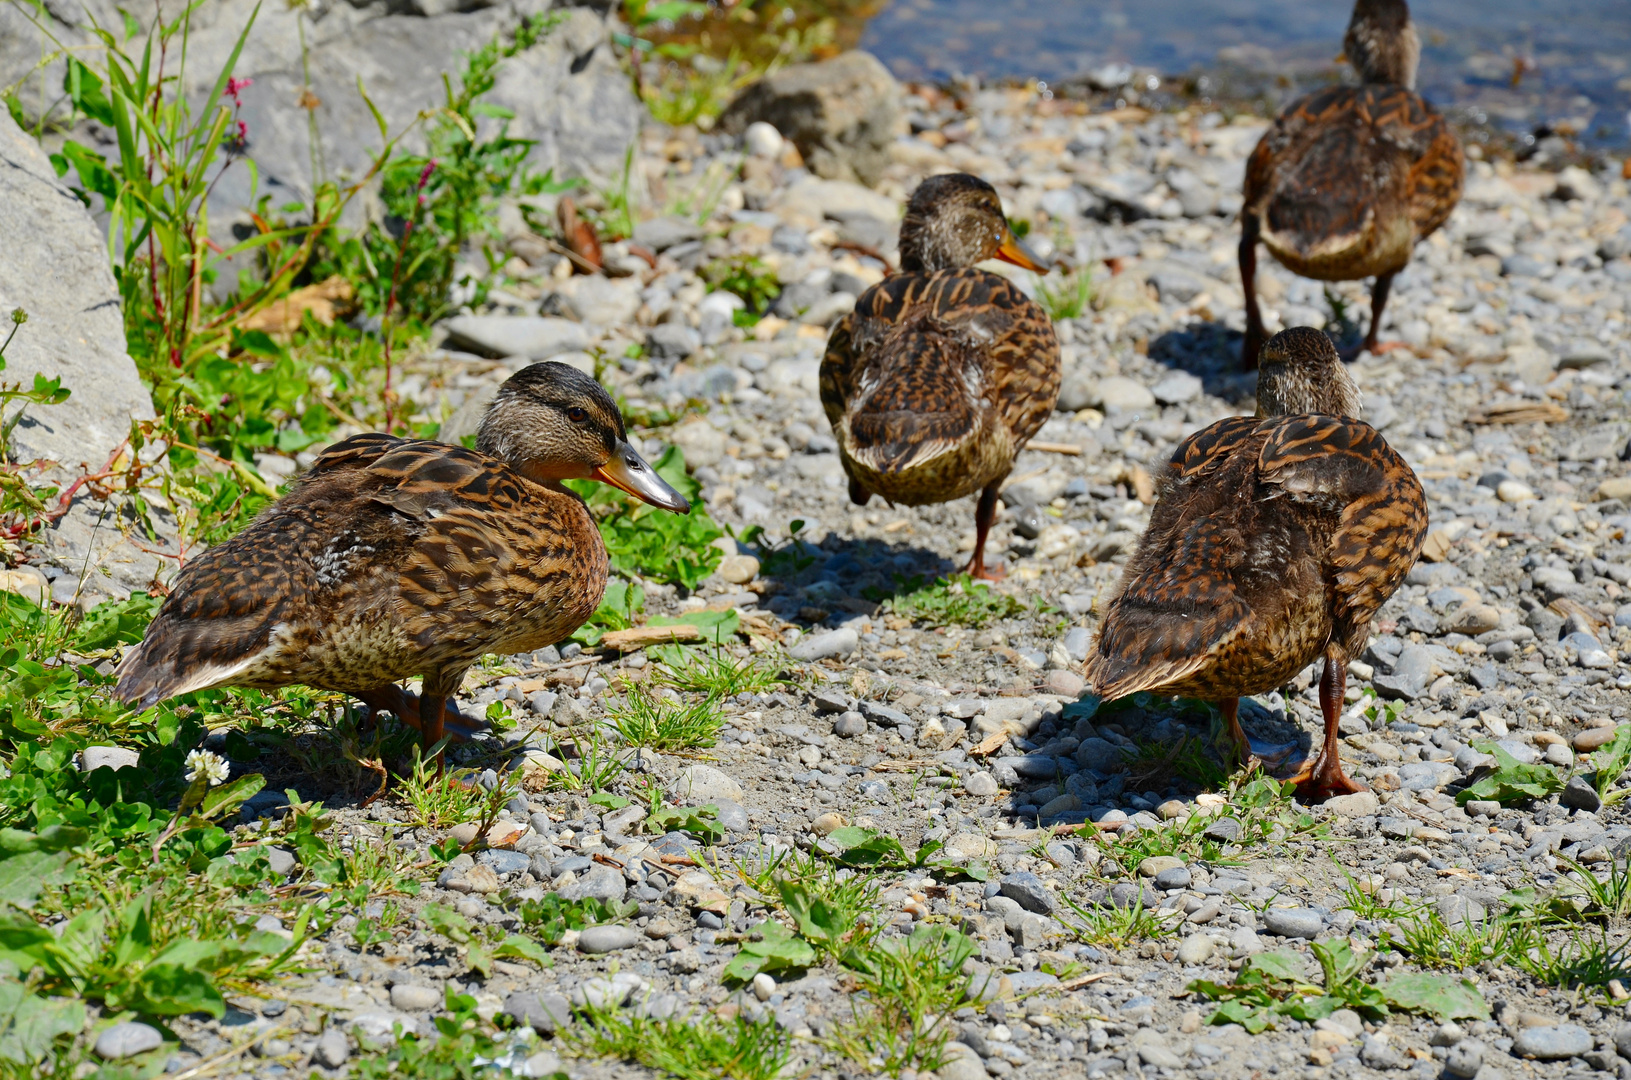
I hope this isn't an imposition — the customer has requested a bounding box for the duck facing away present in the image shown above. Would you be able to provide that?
[821,173,1059,580]
[1083,328,1427,798]
[1240,0,1463,367]
[114,362,689,751]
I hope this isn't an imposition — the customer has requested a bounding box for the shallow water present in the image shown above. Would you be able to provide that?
[855,0,1631,149]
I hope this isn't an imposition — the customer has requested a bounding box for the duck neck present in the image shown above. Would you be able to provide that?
[1344,6,1420,88]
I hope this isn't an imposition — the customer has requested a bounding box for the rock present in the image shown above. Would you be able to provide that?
[264,846,298,877]
[1177,934,1215,964]
[1574,725,1624,752]
[1598,478,1631,502]
[480,849,532,876]
[1043,669,1085,697]
[1614,1024,1631,1059]
[945,832,998,860]
[440,315,588,360]
[1263,908,1324,939]
[668,419,726,470]
[670,764,744,803]
[1324,791,1380,817]
[789,627,858,661]
[1512,1023,1592,1060]
[1139,1044,1185,1069]
[937,1040,989,1080]
[79,745,141,773]
[1497,479,1535,503]
[461,863,501,894]
[391,983,442,1011]
[647,323,702,362]
[965,771,1000,797]
[810,812,847,836]
[0,109,153,467]
[1203,817,1241,842]
[0,566,49,601]
[717,554,760,584]
[550,274,643,325]
[1138,856,1185,878]
[1561,776,1603,812]
[632,215,705,253]
[719,51,901,187]
[1442,603,1501,635]
[577,924,640,954]
[1093,375,1156,411]
[998,871,1055,915]
[1443,1039,1485,1079]
[1360,1036,1405,1070]
[1062,626,1093,663]
[1374,644,1435,700]
[559,865,626,905]
[1149,370,1204,405]
[1155,865,1193,890]
[313,1028,351,1069]
[833,711,867,737]
[505,991,572,1036]
[94,1022,163,1060]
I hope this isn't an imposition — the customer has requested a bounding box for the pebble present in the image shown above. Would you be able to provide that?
[833,710,867,737]
[1262,908,1324,939]
[964,771,1000,797]
[998,871,1055,914]
[1444,1039,1485,1078]
[1512,1023,1593,1059]
[788,627,858,661]
[313,1028,351,1068]
[390,983,442,1011]
[1176,934,1215,964]
[670,764,744,802]
[578,924,640,953]
[751,972,776,1001]
[94,1022,164,1060]
[79,745,142,772]
[811,812,847,835]
[1574,725,1624,752]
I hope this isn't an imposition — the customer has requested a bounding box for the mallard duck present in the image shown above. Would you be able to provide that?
[114,362,688,752]
[820,172,1059,580]
[1240,0,1464,367]
[1082,328,1427,798]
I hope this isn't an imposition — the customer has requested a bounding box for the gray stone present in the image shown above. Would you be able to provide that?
[670,764,744,803]
[1360,1036,1405,1070]
[964,771,1000,797]
[1075,738,1126,773]
[718,51,901,187]
[313,1028,351,1069]
[1263,908,1324,939]
[1061,626,1093,663]
[1154,865,1192,890]
[1374,644,1436,700]
[559,865,626,905]
[860,700,911,726]
[505,990,571,1036]
[1448,1037,1487,1076]
[789,628,858,661]
[1561,775,1603,812]
[79,745,141,773]
[264,846,298,877]
[1177,934,1215,964]
[1149,370,1204,404]
[998,871,1055,915]
[0,109,153,468]
[1203,817,1242,842]
[1614,1023,1631,1059]
[577,924,640,954]
[712,799,749,833]
[440,315,588,360]
[833,711,867,737]
[479,848,532,875]
[812,690,855,713]
[1512,1023,1592,1060]
[937,1041,989,1080]
[647,323,702,361]
[1139,1044,1185,1069]
[94,1022,163,1060]
[632,215,705,253]
[390,983,442,1012]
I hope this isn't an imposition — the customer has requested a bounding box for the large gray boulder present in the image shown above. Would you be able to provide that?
[719,51,902,188]
[1,0,640,227]
[0,109,153,469]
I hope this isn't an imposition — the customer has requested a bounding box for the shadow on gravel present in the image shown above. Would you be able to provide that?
[751,533,959,627]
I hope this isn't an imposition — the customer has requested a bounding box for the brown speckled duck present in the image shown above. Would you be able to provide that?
[1240,0,1464,367]
[114,362,688,751]
[1083,328,1427,799]
[821,173,1059,580]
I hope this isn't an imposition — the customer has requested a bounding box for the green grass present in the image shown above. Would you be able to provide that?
[1035,269,1095,321]
[826,925,975,1076]
[866,573,1050,629]
[1058,896,1178,950]
[610,683,725,751]
[574,1003,793,1080]
[567,446,724,590]
[654,647,786,697]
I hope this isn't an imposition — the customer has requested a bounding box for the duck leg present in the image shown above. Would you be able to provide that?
[353,685,488,743]
[1239,215,1264,370]
[1290,649,1366,800]
[1361,271,1408,355]
[963,479,1006,581]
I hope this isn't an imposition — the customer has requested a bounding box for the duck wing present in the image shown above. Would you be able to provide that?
[1256,414,1427,650]
[1085,418,1264,700]
[112,435,420,708]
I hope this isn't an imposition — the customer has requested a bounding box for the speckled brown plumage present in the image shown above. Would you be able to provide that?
[1240,0,1464,366]
[113,362,689,752]
[1083,328,1428,798]
[821,173,1060,579]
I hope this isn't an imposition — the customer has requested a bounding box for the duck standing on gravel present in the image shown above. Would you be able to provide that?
[1239,0,1464,367]
[114,362,689,753]
[820,173,1060,580]
[1083,328,1427,799]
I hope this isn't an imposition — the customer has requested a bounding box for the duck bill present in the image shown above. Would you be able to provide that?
[995,229,1051,273]
[593,441,691,513]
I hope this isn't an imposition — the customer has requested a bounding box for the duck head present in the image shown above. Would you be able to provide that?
[1254,327,1363,419]
[1343,0,1420,89]
[477,361,691,512]
[897,173,1051,275]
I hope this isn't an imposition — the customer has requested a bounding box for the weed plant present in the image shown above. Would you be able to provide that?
[654,646,786,697]
[866,573,1049,629]
[573,1003,793,1080]
[1035,270,1094,320]
[610,682,725,751]
[1058,896,1178,950]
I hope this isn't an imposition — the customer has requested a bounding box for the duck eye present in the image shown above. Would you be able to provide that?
[567,407,588,423]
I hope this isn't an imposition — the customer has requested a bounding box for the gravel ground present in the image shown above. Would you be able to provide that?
[140,85,1631,1080]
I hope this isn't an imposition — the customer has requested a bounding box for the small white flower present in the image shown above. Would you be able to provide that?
[185,749,230,786]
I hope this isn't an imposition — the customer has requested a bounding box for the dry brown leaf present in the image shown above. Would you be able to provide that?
[238,276,354,336]
[1472,400,1568,425]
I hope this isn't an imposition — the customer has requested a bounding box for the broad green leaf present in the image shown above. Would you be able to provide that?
[201,773,265,821]
[1245,950,1306,981]
[421,903,472,944]
[1212,998,1271,1033]
[0,977,86,1064]
[1382,974,1490,1021]
[722,922,814,983]
[130,964,225,1017]
[493,935,551,967]
[467,941,492,979]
